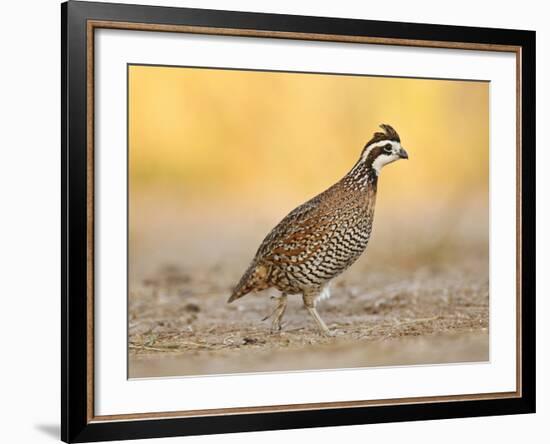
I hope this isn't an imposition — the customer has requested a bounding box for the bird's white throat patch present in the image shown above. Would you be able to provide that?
[361,140,402,174]
[372,152,400,174]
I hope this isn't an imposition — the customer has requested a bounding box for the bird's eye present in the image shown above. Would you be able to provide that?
[383,144,392,153]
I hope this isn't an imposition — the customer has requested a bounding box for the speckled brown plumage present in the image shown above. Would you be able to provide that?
[228,124,408,335]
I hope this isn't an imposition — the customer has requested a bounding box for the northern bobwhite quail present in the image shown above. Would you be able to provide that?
[228,124,408,336]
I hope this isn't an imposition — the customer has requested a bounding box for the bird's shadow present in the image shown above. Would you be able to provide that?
[34,424,59,440]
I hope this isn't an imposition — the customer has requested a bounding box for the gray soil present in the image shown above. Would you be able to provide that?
[128,197,489,378]
[129,257,489,378]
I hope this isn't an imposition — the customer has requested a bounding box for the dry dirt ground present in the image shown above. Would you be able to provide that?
[128,196,489,378]
[129,256,489,378]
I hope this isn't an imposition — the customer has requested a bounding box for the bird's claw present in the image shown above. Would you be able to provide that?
[261,308,277,322]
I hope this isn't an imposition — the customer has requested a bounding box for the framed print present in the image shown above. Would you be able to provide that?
[61,1,536,442]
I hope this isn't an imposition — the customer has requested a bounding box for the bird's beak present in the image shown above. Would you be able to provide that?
[398,147,409,159]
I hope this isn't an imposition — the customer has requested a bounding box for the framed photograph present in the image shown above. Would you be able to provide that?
[61,1,535,442]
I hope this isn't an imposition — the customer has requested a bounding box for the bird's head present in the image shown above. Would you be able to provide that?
[359,124,408,174]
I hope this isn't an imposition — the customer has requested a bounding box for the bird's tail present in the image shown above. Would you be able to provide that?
[228,263,270,303]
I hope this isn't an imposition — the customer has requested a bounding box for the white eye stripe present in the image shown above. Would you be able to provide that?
[361,140,399,162]
[361,140,387,162]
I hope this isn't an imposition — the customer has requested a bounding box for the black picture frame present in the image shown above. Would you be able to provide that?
[61,1,536,442]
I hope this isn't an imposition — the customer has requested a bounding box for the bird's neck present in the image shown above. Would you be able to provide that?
[342,159,378,191]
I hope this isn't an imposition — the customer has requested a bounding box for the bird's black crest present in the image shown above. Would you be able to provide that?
[365,124,401,147]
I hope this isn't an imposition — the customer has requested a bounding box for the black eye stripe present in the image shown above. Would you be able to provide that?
[383,144,392,152]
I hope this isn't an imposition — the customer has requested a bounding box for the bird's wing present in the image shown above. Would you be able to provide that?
[255,186,340,265]
[229,194,332,302]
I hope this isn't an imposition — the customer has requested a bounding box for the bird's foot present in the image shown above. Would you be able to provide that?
[261,311,274,322]
[261,303,280,322]
[304,305,336,338]
[263,294,288,333]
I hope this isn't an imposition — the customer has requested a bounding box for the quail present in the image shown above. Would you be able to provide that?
[228,124,408,336]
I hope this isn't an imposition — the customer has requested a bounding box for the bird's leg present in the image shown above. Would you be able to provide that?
[262,294,288,333]
[271,293,288,333]
[302,291,334,337]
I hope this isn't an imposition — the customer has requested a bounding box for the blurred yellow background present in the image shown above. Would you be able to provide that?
[128,65,489,278]
[129,65,488,205]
